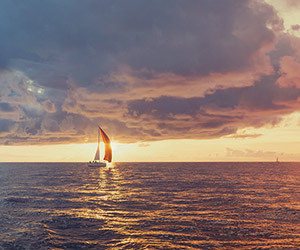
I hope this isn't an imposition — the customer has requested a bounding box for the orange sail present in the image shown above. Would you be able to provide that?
[99,126,112,163]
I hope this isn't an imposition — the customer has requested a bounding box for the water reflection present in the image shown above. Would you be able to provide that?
[1,162,300,249]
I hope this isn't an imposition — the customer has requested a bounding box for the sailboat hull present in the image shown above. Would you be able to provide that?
[87,162,107,167]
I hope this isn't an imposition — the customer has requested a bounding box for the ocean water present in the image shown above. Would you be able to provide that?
[1,162,300,249]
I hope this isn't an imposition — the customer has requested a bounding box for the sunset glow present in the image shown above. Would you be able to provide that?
[1,0,300,162]
[2,111,300,162]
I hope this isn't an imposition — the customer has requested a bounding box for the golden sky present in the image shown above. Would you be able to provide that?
[2,111,300,162]
[1,0,300,162]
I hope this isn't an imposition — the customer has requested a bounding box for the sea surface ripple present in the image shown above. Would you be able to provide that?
[1,162,300,249]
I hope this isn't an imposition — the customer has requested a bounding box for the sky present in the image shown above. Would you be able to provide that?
[1,0,300,162]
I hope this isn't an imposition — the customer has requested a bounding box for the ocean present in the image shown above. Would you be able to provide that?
[1,162,300,249]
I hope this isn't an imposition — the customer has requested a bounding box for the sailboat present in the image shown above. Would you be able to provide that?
[88,126,112,167]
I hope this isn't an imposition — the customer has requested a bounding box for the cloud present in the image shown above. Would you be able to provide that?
[124,75,300,141]
[225,147,300,161]
[278,56,300,87]
[226,148,279,159]
[226,133,262,139]
[0,102,15,112]
[0,119,15,134]
[268,34,296,71]
[1,0,300,145]
[286,0,300,8]
[1,0,280,82]
[127,76,300,118]
[291,24,300,31]
[41,99,56,113]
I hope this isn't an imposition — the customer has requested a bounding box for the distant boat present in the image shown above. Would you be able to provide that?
[88,126,112,167]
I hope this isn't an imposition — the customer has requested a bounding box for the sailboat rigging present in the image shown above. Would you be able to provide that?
[88,126,112,167]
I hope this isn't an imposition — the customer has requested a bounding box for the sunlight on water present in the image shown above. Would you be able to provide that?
[1,162,300,249]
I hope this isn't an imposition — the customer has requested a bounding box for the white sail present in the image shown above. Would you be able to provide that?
[93,128,100,161]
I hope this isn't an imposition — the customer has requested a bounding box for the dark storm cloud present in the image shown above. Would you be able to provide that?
[127,96,203,119]
[0,119,15,133]
[0,0,280,85]
[0,102,15,112]
[127,76,300,120]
